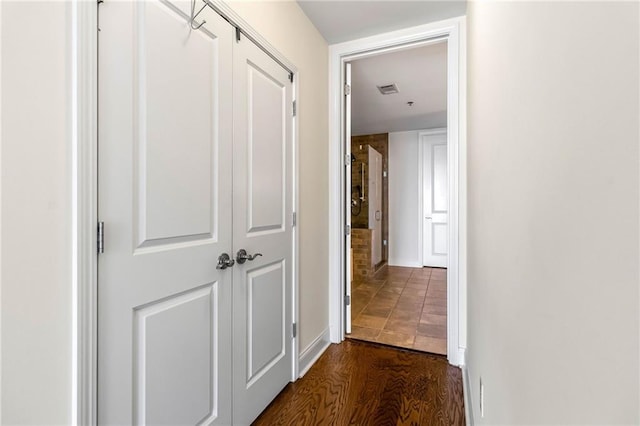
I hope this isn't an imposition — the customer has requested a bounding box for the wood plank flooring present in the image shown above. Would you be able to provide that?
[253,340,465,426]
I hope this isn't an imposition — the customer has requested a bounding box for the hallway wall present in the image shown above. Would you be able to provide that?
[1,2,73,424]
[467,2,639,424]
[388,131,422,267]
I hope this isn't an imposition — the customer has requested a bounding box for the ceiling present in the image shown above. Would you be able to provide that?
[296,1,467,44]
[350,41,447,136]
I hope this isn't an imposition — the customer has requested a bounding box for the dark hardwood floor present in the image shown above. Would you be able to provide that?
[253,340,465,425]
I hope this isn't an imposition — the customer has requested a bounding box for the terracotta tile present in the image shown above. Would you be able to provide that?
[424,296,447,307]
[349,326,381,340]
[384,319,419,335]
[429,281,447,292]
[420,313,447,325]
[413,336,447,355]
[351,301,367,318]
[388,266,413,273]
[407,275,429,282]
[401,289,427,299]
[405,281,429,290]
[362,304,393,318]
[427,289,447,299]
[353,314,387,329]
[388,308,421,322]
[358,283,384,292]
[417,323,447,339]
[430,272,447,280]
[375,289,401,300]
[352,288,377,300]
[375,331,416,347]
[367,299,397,310]
[379,284,404,294]
[387,272,411,281]
[395,296,424,311]
[423,304,447,316]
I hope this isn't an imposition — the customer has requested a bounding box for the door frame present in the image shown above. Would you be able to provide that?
[418,128,448,268]
[328,16,467,366]
[72,1,300,423]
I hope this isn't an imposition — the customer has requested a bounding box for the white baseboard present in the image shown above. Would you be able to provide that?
[387,258,422,268]
[458,347,466,366]
[298,327,331,378]
[462,355,474,426]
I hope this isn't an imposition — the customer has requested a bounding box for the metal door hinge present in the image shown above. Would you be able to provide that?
[344,83,351,96]
[345,295,351,306]
[235,27,241,42]
[97,221,104,254]
[292,212,297,227]
[292,323,297,338]
[293,100,297,117]
[344,154,351,166]
[344,224,351,236]
[288,72,294,83]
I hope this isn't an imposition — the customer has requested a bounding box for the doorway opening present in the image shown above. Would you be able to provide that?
[345,42,449,354]
[329,17,466,366]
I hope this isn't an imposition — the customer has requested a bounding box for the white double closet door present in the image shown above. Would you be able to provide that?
[98,1,293,424]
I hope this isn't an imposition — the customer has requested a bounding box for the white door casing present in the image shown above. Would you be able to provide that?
[98,1,233,424]
[322,15,465,364]
[232,32,294,425]
[368,146,383,267]
[422,132,448,268]
[344,62,352,334]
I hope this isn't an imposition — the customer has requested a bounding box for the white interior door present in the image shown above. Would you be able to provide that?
[368,146,383,266]
[232,33,294,425]
[98,1,233,424]
[344,62,352,334]
[422,133,448,267]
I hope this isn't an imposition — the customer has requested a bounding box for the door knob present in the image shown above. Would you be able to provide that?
[236,249,263,264]
[216,253,235,270]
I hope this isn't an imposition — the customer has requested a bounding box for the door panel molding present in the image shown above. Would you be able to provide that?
[421,130,448,268]
[133,283,219,425]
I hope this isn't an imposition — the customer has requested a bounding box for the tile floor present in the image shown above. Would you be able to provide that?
[349,266,447,355]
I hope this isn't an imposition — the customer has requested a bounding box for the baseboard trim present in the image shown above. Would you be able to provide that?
[387,259,422,268]
[298,327,331,378]
[462,357,474,426]
[458,347,466,366]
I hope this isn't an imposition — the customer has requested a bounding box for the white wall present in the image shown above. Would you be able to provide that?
[467,2,639,424]
[388,130,422,267]
[208,1,331,356]
[1,2,73,424]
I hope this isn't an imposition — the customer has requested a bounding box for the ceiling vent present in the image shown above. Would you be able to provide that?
[377,83,399,95]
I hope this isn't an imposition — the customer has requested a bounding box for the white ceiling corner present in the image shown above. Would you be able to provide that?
[296,0,467,44]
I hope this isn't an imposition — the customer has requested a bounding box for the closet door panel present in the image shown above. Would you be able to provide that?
[232,35,294,426]
[98,2,234,424]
